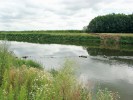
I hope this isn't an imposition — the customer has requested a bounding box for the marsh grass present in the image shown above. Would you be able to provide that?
[0,42,120,100]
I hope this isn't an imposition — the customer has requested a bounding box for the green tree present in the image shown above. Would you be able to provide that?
[86,13,133,33]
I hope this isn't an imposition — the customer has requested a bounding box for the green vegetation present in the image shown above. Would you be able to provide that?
[0,30,83,35]
[85,13,133,33]
[0,42,42,69]
[0,31,133,45]
[0,42,42,85]
[0,32,100,46]
[0,43,120,100]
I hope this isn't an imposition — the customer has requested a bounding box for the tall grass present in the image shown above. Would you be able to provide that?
[0,42,120,100]
[0,41,42,84]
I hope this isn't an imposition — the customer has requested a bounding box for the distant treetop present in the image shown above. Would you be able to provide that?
[84,13,133,33]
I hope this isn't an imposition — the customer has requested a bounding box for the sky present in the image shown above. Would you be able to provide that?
[0,0,133,31]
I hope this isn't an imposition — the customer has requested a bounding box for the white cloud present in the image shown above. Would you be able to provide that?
[0,0,132,30]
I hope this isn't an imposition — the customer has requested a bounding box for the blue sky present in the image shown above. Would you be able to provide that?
[0,0,132,30]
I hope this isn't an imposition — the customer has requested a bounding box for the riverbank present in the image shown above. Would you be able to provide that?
[0,31,133,45]
[0,42,120,100]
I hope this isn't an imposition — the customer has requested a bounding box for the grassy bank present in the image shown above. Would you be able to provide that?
[0,33,100,46]
[0,31,133,45]
[0,43,120,100]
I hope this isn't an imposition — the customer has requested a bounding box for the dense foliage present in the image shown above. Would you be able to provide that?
[86,13,133,33]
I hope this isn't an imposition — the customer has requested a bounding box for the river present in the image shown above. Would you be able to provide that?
[1,40,133,100]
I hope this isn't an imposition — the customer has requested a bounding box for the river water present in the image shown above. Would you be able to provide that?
[1,40,133,100]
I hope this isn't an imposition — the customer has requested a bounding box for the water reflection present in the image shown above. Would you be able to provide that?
[8,41,88,69]
[1,40,133,100]
[86,47,133,67]
[87,47,133,56]
[10,41,88,58]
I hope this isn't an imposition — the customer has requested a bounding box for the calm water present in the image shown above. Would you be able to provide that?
[1,41,133,100]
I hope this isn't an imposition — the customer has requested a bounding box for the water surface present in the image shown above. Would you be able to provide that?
[1,40,133,100]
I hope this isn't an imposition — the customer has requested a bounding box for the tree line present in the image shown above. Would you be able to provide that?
[84,13,133,33]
